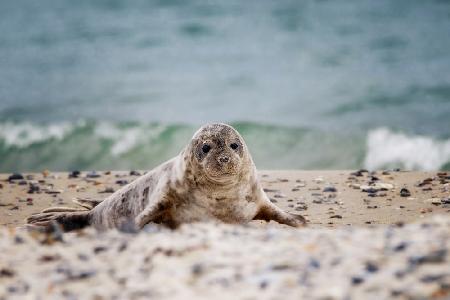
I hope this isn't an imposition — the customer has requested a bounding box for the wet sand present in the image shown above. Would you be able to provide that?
[0,170,449,299]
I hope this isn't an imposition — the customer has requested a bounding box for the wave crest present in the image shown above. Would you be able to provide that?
[364,128,450,171]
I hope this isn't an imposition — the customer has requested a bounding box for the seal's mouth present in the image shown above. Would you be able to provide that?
[205,172,238,185]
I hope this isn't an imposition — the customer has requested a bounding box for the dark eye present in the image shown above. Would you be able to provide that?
[230,143,239,150]
[202,144,211,153]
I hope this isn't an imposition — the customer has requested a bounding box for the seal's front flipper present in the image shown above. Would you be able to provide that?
[135,195,172,229]
[26,211,90,232]
[253,203,306,227]
[73,197,103,210]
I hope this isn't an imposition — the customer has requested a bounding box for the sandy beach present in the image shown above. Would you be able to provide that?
[1,170,449,228]
[1,170,449,299]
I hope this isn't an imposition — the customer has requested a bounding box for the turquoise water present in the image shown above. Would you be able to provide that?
[0,0,450,171]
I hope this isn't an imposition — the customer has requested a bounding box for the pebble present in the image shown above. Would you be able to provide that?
[400,188,411,197]
[8,173,24,181]
[330,214,343,219]
[263,188,279,193]
[273,193,286,198]
[351,169,368,177]
[351,276,364,285]
[69,170,81,178]
[86,171,101,178]
[295,204,308,211]
[323,186,337,193]
[441,198,450,204]
[116,180,129,186]
[130,170,141,176]
[27,183,40,194]
[0,268,15,278]
[313,177,324,184]
[99,187,115,193]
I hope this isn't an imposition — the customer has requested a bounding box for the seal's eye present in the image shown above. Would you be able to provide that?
[202,144,211,154]
[230,143,239,150]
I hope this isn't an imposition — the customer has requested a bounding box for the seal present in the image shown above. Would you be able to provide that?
[27,123,306,231]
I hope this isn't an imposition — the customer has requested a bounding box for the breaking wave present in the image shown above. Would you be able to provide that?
[365,128,450,171]
[0,121,449,172]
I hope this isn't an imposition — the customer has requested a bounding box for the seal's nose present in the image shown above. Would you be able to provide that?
[218,155,230,164]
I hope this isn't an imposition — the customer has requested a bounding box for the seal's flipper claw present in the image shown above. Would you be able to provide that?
[42,207,87,213]
[253,204,306,228]
[73,197,103,210]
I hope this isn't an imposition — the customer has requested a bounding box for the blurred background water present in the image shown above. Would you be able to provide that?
[0,0,449,172]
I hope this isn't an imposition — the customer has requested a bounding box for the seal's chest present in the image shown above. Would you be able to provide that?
[172,192,257,224]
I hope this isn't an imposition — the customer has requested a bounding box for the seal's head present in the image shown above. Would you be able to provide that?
[187,123,251,184]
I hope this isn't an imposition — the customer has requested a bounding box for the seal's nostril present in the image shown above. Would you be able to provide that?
[219,156,229,163]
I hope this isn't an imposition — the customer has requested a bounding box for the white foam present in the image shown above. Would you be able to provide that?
[0,122,76,148]
[94,122,166,156]
[364,128,450,171]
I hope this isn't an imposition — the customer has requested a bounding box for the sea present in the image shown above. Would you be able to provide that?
[1,0,450,172]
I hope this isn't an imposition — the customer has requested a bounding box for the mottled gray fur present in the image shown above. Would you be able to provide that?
[27,123,306,231]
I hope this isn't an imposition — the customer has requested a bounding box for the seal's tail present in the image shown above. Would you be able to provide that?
[26,211,90,232]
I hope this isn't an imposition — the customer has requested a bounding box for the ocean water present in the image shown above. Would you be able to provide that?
[0,0,449,172]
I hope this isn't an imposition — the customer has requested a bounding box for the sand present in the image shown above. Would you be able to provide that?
[0,170,449,299]
[1,170,449,228]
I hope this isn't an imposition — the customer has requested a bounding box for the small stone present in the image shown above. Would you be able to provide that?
[269,198,278,203]
[424,198,442,206]
[295,204,308,211]
[27,183,40,194]
[313,177,324,183]
[409,249,446,265]
[116,180,129,186]
[441,198,450,204]
[69,170,81,178]
[130,170,141,176]
[273,193,286,198]
[400,188,411,197]
[45,189,63,194]
[0,268,15,278]
[393,242,408,252]
[8,173,24,181]
[99,187,115,193]
[351,169,368,177]
[86,171,101,178]
[323,186,337,193]
[351,276,364,285]
[263,188,279,193]
[330,214,342,219]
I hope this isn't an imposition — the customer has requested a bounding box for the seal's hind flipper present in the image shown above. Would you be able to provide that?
[26,211,90,232]
[73,197,103,210]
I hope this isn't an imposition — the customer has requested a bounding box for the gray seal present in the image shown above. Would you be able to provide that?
[27,123,306,231]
